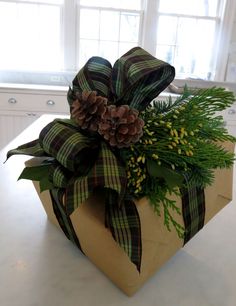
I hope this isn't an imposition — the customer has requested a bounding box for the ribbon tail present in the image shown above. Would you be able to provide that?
[50,189,84,253]
[105,192,142,272]
[181,176,205,244]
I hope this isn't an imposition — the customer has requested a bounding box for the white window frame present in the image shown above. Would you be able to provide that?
[76,5,143,68]
[0,0,235,86]
[214,0,236,81]
[141,0,236,82]
[66,0,236,81]
[62,1,144,70]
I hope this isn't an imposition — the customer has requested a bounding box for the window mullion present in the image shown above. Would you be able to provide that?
[141,0,159,55]
[63,0,77,71]
[79,5,140,14]
[158,12,219,21]
[214,0,236,81]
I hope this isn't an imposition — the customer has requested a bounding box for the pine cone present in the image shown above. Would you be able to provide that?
[98,105,144,148]
[71,91,108,132]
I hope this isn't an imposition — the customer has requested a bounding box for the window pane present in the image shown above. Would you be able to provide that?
[175,19,216,78]
[156,16,216,79]
[159,0,219,16]
[156,16,178,45]
[78,6,141,69]
[80,0,141,10]
[0,2,62,71]
[156,45,175,65]
[120,13,140,42]
[118,42,137,57]
[99,41,119,64]
[176,17,196,46]
[80,9,100,39]
[100,11,120,40]
[78,39,99,67]
[18,0,63,4]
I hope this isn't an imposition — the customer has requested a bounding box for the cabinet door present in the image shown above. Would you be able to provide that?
[0,111,39,149]
[0,92,69,114]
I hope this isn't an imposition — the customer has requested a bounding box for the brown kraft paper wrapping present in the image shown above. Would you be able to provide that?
[27,142,234,296]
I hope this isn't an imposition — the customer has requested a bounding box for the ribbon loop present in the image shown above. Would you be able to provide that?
[68,47,175,112]
[49,162,71,188]
[39,119,97,172]
[111,47,175,110]
[68,56,113,107]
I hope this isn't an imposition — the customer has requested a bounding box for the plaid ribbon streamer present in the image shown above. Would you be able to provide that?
[105,192,142,271]
[64,141,127,215]
[181,178,206,244]
[50,189,84,252]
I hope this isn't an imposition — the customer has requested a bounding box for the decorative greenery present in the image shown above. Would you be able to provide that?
[120,87,236,237]
[10,48,236,271]
[16,86,235,239]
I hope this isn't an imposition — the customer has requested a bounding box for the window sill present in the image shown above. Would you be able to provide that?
[171,79,236,94]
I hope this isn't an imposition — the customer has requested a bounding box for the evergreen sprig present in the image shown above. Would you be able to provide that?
[121,86,236,237]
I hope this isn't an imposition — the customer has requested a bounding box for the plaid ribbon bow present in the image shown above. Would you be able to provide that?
[7,47,179,271]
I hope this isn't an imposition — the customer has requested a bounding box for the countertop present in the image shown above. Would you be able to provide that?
[1,115,236,306]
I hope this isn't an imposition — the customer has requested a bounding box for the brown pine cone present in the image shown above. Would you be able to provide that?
[71,91,108,132]
[98,105,144,148]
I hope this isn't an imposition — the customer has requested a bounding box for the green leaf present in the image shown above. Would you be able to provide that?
[163,169,184,189]
[39,176,54,192]
[18,165,50,181]
[18,165,54,192]
[147,160,184,188]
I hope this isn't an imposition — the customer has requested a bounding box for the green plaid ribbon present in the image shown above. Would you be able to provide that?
[64,141,127,215]
[7,47,176,271]
[38,119,97,172]
[50,188,84,252]
[67,46,175,111]
[105,192,142,271]
[66,47,175,270]
[111,47,175,110]
[181,176,206,244]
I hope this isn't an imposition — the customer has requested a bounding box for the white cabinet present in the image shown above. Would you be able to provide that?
[1,84,236,149]
[0,84,69,149]
[0,111,37,148]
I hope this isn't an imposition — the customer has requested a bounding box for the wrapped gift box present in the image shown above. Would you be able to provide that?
[25,142,234,296]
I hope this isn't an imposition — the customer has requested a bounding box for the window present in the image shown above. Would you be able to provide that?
[0,0,63,71]
[155,0,228,80]
[0,0,235,85]
[78,0,142,67]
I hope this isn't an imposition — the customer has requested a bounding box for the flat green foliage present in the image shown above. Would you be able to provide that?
[16,87,236,239]
[18,158,56,192]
